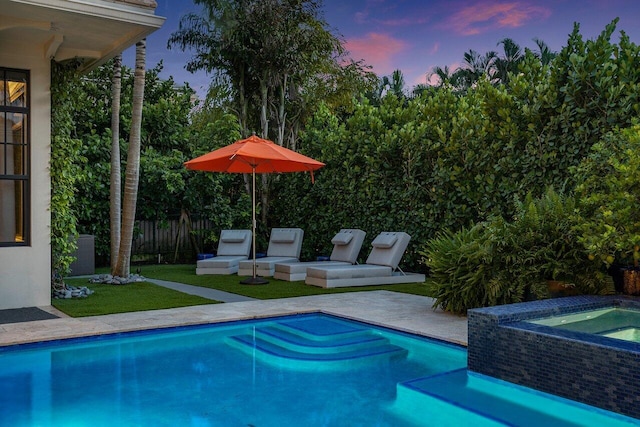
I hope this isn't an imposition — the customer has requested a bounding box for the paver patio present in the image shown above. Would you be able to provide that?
[0,291,468,347]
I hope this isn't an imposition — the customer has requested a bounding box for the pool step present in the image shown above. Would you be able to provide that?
[391,369,639,427]
[226,316,408,368]
[252,325,390,354]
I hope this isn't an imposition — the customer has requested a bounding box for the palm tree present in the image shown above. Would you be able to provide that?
[110,54,122,272]
[457,49,497,89]
[494,38,524,84]
[428,65,454,87]
[371,69,406,103]
[388,69,406,98]
[114,39,146,278]
[532,37,557,66]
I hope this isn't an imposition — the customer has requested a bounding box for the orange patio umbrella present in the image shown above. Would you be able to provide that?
[185,134,325,284]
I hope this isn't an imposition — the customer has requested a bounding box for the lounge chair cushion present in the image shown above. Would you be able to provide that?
[329,229,366,264]
[365,232,411,269]
[220,230,248,243]
[270,229,296,243]
[267,228,304,258]
[371,233,398,249]
[331,232,354,245]
[217,229,252,257]
[306,264,392,280]
[197,255,247,269]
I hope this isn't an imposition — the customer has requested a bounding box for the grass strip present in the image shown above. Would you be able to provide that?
[132,264,431,300]
[53,278,217,317]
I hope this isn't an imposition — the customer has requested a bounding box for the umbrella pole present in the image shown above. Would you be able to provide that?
[240,167,268,285]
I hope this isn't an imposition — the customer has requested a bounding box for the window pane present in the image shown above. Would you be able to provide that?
[0,179,24,243]
[0,113,4,175]
[6,71,27,108]
[12,113,25,176]
[14,180,24,242]
[11,113,25,144]
[0,68,28,245]
[10,144,25,175]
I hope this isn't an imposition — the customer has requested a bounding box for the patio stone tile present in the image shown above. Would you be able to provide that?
[0,291,468,347]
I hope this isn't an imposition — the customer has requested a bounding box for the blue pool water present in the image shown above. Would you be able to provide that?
[0,313,638,426]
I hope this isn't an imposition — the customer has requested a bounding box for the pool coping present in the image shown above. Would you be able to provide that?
[0,291,468,347]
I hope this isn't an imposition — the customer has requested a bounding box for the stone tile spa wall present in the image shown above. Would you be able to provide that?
[468,296,640,419]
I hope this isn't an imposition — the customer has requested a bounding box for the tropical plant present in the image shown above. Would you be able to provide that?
[455,49,497,89]
[573,124,640,270]
[168,0,374,235]
[422,188,610,314]
[507,188,609,295]
[531,37,557,66]
[427,65,455,88]
[422,224,503,315]
[493,38,524,84]
[374,69,406,101]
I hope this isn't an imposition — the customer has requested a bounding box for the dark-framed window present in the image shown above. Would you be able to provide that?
[0,68,30,246]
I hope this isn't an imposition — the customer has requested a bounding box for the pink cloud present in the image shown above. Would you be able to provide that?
[445,1,551,36]
[344,32,408,75]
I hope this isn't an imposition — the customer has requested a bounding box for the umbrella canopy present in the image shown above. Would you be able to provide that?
[185,134,324,284]
[185,134,324,176]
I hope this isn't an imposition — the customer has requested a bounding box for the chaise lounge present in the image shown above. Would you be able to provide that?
[304,231,425,288]
[196,229,252,275]
[238,228,304,278]
[273,229,366,281]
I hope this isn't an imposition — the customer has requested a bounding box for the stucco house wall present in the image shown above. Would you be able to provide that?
[0,0,163,310]
[0,47,51,309]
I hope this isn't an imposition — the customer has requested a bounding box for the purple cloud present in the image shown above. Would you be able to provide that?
[444,1,552,35]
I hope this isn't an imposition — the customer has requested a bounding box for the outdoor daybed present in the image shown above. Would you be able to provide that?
[304,231,425,288]
[273,229,366,281]
[238,228,304,277]
[196,229,252,275]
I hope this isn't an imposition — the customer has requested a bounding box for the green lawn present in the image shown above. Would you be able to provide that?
[53,278,218,317]
[56,264,431,318]
[136,264,432,299]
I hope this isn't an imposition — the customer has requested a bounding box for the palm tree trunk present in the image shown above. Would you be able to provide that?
[110,54,122,272]
[114,39,146,277]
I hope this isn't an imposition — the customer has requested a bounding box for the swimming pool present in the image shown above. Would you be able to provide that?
[1,313,638,426]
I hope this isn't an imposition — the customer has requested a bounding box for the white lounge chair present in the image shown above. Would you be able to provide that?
[305,231,425,288]
[273,229,366,281]
[195,229,252,275]
[238,228,304,277]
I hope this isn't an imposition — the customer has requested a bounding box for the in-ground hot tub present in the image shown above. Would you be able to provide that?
[529,306,640,343]
[468,295,640,419]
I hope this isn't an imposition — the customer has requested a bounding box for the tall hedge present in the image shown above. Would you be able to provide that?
[271,20,640,271]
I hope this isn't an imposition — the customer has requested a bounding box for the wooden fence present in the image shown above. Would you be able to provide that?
[131,215,215,263]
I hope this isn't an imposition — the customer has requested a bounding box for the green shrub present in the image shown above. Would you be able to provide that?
[422,222,518,315]
[423,188,610,314]
[573,124,640,269]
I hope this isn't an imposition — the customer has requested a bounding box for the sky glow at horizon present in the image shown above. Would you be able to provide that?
[124,0,640,95]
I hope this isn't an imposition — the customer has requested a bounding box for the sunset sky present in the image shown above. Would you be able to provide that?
[125,0,640,95]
